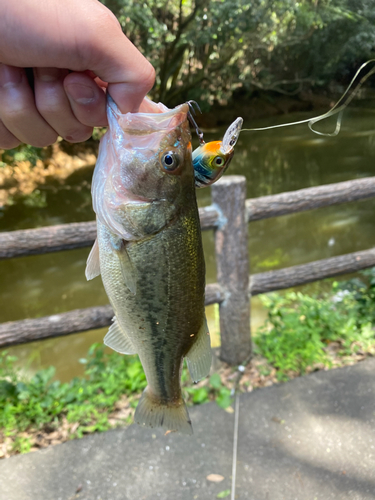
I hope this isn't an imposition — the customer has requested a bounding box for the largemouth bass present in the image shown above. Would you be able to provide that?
[86,96,212,434]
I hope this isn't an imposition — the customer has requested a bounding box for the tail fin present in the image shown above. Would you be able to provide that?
[134,388,193,435]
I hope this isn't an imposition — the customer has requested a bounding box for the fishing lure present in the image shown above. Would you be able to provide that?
[192,117,243,188]
[188,102,243,188]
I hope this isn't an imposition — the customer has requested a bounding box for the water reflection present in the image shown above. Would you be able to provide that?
[1,107,375,380]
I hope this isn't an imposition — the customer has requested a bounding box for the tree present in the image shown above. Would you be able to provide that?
[100,0,375,107]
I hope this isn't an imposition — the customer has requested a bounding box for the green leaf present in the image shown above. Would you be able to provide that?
[209,373,222,389]
[217,490,231,498]
[192,387,209,404]
[216,388,232,409]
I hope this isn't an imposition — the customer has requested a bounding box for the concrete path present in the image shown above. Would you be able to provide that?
[1,359,375,500]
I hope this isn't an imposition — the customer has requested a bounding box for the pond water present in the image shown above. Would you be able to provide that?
[1,106,375,381]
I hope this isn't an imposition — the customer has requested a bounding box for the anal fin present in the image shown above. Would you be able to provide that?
[104,316,137,355]
[85,238,100,280]
[185,316,212,383]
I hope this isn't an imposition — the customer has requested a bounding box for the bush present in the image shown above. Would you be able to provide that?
[255,271,375,380]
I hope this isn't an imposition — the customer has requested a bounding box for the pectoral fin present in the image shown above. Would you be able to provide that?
[85,239,100,280]
[110,236,137,295]
[185,316,212,383]
[104,316,137,355]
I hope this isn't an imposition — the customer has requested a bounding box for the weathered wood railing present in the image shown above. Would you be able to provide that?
[1,175,375,365]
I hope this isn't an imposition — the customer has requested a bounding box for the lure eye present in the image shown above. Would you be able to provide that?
[161,151,180,172]
[213,156,224,167]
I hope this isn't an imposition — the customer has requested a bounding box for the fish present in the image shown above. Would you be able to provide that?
[85,96,212,435]
[192,117,243,187]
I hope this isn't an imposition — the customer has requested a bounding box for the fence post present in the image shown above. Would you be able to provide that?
[211,175,251,365]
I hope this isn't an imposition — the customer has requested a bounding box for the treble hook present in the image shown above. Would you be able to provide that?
[187,100,205,145]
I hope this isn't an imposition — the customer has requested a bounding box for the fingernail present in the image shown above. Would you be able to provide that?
[66,84,95,104]
[34,67,60,82]
[0,65,23,88]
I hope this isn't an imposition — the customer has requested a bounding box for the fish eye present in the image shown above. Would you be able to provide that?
[214,156,224,167]
[161,151,180,171]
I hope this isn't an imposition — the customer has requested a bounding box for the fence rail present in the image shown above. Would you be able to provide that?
[1,247,375,350]
[0,207,220,259]
[2,177,375,260]
[245,176,375,221]
[1,175,375,364]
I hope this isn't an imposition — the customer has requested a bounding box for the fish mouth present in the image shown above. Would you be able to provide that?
[106,96,190,152]
[108,96,189,136]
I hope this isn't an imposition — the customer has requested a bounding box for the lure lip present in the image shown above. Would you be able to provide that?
[220,117,243,154]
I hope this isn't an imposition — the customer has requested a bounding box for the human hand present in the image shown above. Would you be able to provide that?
[0,0,155,149]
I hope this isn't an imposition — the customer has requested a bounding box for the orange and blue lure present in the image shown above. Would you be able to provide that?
[191,117,243,188]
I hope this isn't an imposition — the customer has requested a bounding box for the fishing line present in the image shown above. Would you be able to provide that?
[229,358,250,500]
[240,59,375,137]
[231,393,240,500]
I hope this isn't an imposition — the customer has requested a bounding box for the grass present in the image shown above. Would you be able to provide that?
[253,269,375,380]
[0,343,232,456]
[1,269,375,457]
[0,344,146,454]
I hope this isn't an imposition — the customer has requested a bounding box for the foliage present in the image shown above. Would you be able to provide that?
[335,267,375,326]
[100,0,375,107]
[0,343,231,454]
[0,344,147,453]
[1,145,45,167]
[182,371,232,409]
[254,270,375,380]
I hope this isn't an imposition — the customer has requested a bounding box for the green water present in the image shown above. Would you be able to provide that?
[1,107,375,381]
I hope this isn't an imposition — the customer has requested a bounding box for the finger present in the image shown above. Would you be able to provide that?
[80,6,155,113]
[0,118,20,149]
[63,71,108,128]
[34,67,94,142]
[0,64,57,147]
[94,44,155,114]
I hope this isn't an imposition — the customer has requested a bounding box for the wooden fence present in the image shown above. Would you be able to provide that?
[1,175,375,365]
